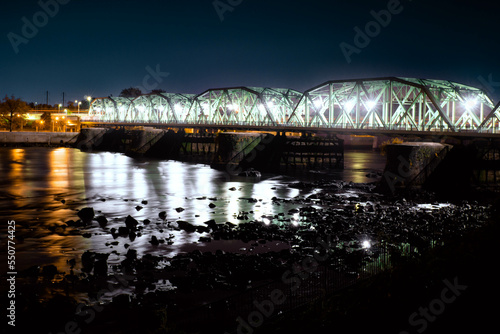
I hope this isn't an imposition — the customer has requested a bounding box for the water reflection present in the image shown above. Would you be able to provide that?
[0,147,387,273]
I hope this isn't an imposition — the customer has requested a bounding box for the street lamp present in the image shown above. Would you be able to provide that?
[86,96,92,111]
[58,104,62,111]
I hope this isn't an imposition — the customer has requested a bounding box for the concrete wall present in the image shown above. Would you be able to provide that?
[378,142,450,193]
[0,131,79,146]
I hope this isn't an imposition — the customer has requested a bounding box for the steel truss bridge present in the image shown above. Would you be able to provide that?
[83,77,500,136]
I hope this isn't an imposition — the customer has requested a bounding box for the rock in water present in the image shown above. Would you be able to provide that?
[175,207,185,213]
[208,203,216,208]
[159,211,167,220]
[96,216,108,228]
[94,259,108,276]
[77,207,94,223]
[150,235,159,246]
[125,215,139,231]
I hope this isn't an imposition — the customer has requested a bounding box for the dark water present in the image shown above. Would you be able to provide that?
[0,147,386,276]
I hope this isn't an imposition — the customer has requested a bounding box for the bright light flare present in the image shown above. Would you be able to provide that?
[313,98,323,109]
[366,100,377,111]
[344,100,356,112]
[362,240,371,249]
[464,98,478,109]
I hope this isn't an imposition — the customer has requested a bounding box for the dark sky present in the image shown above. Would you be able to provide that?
[1,0,499,105]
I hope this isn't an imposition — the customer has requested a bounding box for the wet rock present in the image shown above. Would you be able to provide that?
[42,265,58,278]
[125,215,139,231]
[159,211,167,220]
[177,220,196,232]
[144,219,151,225]
[199,236,211,242]
[77,207,94,223]
[95,215,108,228]
[175,207,185,213]
[204,219,217,229]
[126,249,137,261]
[60,199,66,204]
[208,203,216,208]
[141,200,148,205]
[82,251,95,272]
[150,236,159,246]
[135,205,143,211]
[94,259,108,276]
[118,226,130,236]
[229,187,236,191]
[68,259,76,268]
[82,232,92,238]
[129,231,137,241]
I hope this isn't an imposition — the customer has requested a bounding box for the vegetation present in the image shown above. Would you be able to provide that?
[379,137,404,155]
[119,87,142,98]
[0,95,30,131]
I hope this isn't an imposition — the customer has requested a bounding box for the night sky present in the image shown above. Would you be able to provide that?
[1,0,499,105]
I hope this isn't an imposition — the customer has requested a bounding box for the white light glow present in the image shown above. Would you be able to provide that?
[314,99,323,109]
[464,98,478,109]
[362,240,371,249]
[344,100,356,112]
[366,100,377,111]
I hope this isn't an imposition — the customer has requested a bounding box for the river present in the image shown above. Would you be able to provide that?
[0,147,386,274]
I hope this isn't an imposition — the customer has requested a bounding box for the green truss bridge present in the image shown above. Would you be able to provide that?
[82,77,500,137]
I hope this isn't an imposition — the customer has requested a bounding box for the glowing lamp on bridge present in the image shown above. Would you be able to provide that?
[174,104,182,112]
[344,100,356,113]
[464,98,478,109]
[313,98,323,109]
[366,100,377,111]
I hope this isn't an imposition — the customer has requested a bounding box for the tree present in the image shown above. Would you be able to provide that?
[119,87,142,98]
[151,89,166,94]
[0,95,30,132]
[40,112,52,130]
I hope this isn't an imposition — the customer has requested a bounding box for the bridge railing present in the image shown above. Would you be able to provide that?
[79,118,499,134]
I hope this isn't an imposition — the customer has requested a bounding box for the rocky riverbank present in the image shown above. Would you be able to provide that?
[3,178,498,334]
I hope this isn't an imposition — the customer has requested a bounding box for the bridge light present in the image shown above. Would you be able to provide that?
[313,99,323,109]
[174,104,183,113]
[464,98,478,109]
[366,100,377,111]
[344,100,356,113]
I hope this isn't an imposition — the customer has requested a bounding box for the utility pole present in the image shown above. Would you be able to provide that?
[62,92,65,108]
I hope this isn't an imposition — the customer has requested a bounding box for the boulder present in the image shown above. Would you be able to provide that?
[77,207,94,223]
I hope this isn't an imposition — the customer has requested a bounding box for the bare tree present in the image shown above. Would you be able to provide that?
[0,95,30,132]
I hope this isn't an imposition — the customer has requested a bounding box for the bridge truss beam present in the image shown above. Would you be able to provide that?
[86,77,499,134]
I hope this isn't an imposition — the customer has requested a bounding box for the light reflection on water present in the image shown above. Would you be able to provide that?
[0,147,386,273]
